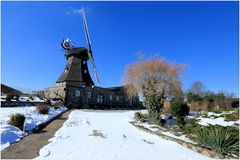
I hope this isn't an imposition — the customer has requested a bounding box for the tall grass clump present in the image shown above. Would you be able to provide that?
[195,125,239,157]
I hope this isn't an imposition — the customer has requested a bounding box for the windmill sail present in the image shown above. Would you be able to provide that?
[82,9,100,85]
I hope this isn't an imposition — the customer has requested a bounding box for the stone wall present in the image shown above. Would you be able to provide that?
[44,85,66,100]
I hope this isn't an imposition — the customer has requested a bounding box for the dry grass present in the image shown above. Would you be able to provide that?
[36,105,49,114]
[89,130,107,139]
[142,139,155,145]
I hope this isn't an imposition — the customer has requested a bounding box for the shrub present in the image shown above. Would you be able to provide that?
[134,112,142,120]
[143,85,163,124]
[212,110,222,114]
[171,100,189,128]
[224,110,239,122]
[209,114,223,119]
[36,105,49,114]
[159,118,166,127]
[46,99,52,105]
[183,119,201,135]
[195,125,239,156]
[134,112,148,123]
[171,100,189,117]
[52,101,62,110]
[8,113,26,130]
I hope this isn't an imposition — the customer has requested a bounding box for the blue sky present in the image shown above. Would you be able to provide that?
[1,1,239,96]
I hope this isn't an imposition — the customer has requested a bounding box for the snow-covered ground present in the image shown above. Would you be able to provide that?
[197,117,235,126]
[1,106,67,150]
[1,125,26,151]
[196,111,237,127]
[36,110,212,160]
[1,96,47,102]
[19,96,46,102]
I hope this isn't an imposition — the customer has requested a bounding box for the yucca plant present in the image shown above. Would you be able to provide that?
[195,125,239,157]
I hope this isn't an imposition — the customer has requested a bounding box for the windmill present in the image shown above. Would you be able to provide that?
[57,9,99,87]
[81,9,100,85]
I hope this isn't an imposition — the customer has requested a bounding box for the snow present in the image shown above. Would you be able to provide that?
[36,110,212,160]
[207,111,234,117]
[19,96,46,102]
[197,117,235,127]
[0,105,67,150]
[196,111,237,127]
[1,124,26,150]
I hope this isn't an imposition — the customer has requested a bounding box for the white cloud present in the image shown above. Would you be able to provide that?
[66,7,90,16]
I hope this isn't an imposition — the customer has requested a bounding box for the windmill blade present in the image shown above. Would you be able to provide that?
[82,8,100,85]
[87,51,100,85]
[82,9,92,52]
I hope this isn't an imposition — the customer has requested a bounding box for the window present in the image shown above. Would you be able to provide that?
[75,90,80,97]
[116,96,119,101]
[87,92,92,98]
[64,68,68,72]
[97,95,103,103]
[109,95,113,101]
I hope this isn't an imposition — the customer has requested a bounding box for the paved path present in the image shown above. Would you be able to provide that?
[1,110,72,159]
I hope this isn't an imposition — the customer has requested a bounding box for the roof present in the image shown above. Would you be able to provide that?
[66,47,89,60]
[1,84,22,96]
[107,86,125,91]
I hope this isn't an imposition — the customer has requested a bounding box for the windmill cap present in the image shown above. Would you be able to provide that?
[66,47,89,60]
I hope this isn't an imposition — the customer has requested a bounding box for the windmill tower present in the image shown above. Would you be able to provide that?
[56,9,99,88]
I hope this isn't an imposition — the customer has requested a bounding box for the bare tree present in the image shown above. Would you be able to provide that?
[123,56,185,123]
[189,81,206,96]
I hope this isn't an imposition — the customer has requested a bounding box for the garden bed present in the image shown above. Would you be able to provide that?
[131,110,239,159]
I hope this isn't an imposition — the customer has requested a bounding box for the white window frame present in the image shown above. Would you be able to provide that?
[109,95,113,101]
[87,92,92,98]
[75,90,80,97]
[97,95,103,103]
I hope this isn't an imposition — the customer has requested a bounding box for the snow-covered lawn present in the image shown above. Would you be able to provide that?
[0,106,67,150]
[36,110,212,160]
